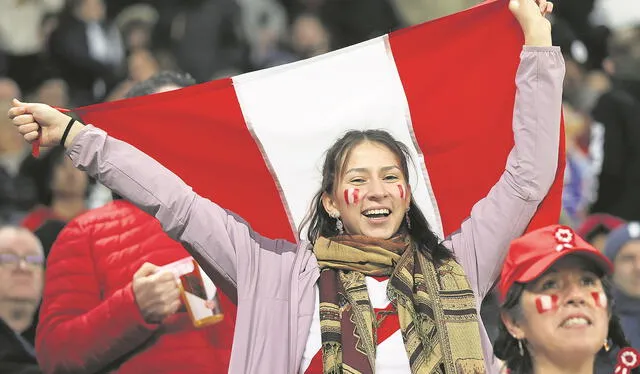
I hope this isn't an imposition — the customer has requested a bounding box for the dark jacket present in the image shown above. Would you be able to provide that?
[48,15,123,106]
[590,87,640,221]
[0,318,41,374]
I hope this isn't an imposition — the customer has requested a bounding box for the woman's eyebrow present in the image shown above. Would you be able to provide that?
[344,167,368,175]
[345,165,401,174]
[381,165,401,172]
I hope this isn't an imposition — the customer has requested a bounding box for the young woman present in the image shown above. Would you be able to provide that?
[494,224,640,374]
[9,1,562,372]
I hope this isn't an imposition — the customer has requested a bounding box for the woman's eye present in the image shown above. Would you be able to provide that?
[384,175,399,181]
[541,279,557,291]
[350,178,365,184]
[581,275,597,286]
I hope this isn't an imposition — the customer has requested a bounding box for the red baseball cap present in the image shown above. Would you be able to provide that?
[498,224,614,301]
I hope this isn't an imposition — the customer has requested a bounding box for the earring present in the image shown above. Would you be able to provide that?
[405,210,411,230]
[518,339,525,356]
[336,218,344,234]
[604,339,610,352]
[330,212,344,234]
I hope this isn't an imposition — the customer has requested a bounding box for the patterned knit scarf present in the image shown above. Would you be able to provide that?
[314,234,485,374]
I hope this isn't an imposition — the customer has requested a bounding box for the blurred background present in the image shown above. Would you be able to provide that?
[0,0,639,368]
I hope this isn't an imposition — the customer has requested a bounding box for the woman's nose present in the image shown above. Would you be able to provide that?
[367,179,388,198]
[563,282,588,306]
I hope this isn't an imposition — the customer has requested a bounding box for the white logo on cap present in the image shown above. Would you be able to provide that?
[555,227,574,252]
[628,222,640,238]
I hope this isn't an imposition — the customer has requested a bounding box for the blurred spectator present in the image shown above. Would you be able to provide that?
[35,71,235,374]
[562,102,595,225]
[604,222,640,349]
[0,0,64,93]
[106,49,161,101]
[283,0,401,50]
[603,25,640,101]
[33,220,66,259]
[49,0,125,106]
[551,16,614,113]
[114,4,158,53]
[0,226,44,374]
[241,0,297,69]
[20,219,67,347]
[0,79,38,225]
[321,0,400,50]
[291,13,330,59]
[553,20,590,105]
[576,213,626,251]
[39,12,60,53]
[126,48,159,82]
[27,78,69,109]
[589,25,640,221]
[551,0,612,71]
[159,0,247,82]
[121,19,154,53]
[21,146,89,231]
[0,78,21,103]
[392,0,480,25]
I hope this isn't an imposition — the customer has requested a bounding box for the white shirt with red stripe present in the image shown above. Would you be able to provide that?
[299,276,410,373]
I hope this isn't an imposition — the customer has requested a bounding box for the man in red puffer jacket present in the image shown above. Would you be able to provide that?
[35,72,236,374]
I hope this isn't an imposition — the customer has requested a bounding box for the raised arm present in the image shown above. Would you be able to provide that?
[8,103,297,296]
[444,0,565,300]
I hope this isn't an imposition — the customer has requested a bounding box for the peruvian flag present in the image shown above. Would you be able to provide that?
[72,0,564,245]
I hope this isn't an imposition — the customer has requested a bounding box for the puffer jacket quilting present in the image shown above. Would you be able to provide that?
[36,200,235,374]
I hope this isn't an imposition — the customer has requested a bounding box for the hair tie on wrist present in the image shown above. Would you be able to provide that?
[60,117,76,146]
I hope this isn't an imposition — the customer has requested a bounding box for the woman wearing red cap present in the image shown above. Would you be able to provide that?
[494,224,640,374]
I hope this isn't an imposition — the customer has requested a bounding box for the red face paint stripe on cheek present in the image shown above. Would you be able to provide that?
[343,188,359,205]
[535,294,559,314]
[592,292,607,308]
[397,184,405,200]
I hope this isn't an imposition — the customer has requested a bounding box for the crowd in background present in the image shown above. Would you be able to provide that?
[0,0,639,373]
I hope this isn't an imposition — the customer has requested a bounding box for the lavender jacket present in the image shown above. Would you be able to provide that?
[66,47,565,373]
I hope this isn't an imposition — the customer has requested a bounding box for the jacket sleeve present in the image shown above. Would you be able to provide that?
[443,46,565,300]
[66,127,296,296]
[35,219,159,374]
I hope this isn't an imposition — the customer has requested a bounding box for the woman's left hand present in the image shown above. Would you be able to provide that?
[509,0,553,47]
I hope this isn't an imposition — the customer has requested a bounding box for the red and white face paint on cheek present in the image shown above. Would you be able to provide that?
[592,291,607,308]
[397,184,406,200]
[343,188,360,205]
[535,294,559,314]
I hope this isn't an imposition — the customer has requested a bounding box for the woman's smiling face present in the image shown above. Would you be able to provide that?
[503,255,610,362]
[322,141,411,239]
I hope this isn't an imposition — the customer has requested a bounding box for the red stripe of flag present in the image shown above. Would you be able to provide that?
[389,0,564,235]
[75,79,295,242]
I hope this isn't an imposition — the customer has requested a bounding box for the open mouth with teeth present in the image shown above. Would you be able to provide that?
[560,316,592,328]
[362,208,391,218]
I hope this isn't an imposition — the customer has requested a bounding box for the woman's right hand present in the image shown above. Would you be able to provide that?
[8,98,83,148]
[509,0,553,47]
